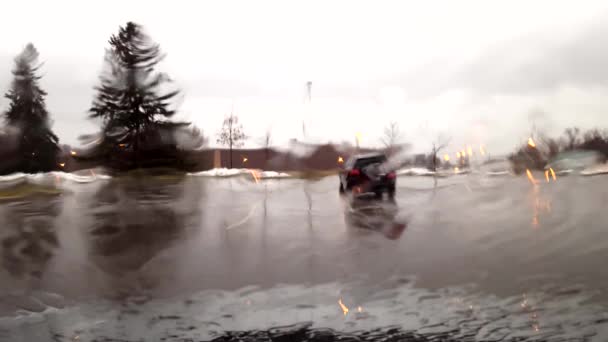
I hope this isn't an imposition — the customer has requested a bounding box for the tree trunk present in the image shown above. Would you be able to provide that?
[229,117,233,169]
[134,125,140,169]
[430,145,435,172]
[229,141,233,169]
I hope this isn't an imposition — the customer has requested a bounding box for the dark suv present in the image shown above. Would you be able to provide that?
[339,153,396,198]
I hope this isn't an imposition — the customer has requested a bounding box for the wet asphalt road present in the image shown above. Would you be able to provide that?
[1,171,608,341]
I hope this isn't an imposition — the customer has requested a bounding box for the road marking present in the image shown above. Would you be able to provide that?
[225,204,258,230]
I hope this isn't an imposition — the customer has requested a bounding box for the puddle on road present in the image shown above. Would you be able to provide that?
[3,279,607,341]
[1,173,608,341]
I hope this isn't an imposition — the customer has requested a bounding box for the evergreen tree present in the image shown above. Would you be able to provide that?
[89,22,183,168]
[2,43,59,173]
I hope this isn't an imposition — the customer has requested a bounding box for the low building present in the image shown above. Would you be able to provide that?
[63,142,381,173]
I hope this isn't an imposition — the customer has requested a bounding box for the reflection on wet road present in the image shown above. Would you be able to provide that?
[1,171,608,341]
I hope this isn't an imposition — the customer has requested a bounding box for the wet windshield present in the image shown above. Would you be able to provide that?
[3,3,608,342]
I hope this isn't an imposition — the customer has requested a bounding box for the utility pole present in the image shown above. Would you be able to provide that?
[302,81,312,138]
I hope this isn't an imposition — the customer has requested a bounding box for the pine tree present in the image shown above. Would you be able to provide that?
[3,43,59,173]
[89,22,183,168]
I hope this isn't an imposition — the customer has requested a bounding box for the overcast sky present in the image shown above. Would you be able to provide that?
[2,1,608,156]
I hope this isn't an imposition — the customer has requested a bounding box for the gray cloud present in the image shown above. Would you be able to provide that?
[385,12,608,99]
[457,15,608,95]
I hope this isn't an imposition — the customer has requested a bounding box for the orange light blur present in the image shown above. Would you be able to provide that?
[479,145,486,155]
[70,151,77,156]
[528,138,536,148]
[338,156,344,163]
[526,169,537,184]
[119,144,126,148]
[467,146,473,156]
[243,157,248,163]
[544,170,550,182]
[456,152,461,158]
[549,168,556,181]
[249,169,259,184]
[338,298,349,316]
[443,154,450,161]
[58,163,65,168]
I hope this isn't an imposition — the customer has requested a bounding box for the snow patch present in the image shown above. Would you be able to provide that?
[396,167,472,177]
[557,169,574,175]
[53,171,111,183]
[397,167,435,176]
[187,168,291,179]
[485,171,510,176]
[0,170,111,184]
[0,173,28,183]
[258,171,291,179]
[580,163,608,176]
[187,168,249,177]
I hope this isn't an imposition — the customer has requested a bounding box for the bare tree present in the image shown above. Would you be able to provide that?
[430,135,451,172]
[261,127,272,162]
[564,127,580,150]
[380,121,404,156]
[217,113,246,168]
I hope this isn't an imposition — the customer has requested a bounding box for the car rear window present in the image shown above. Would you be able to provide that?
[354,156,386,168]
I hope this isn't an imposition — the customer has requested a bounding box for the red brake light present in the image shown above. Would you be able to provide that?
[349,169,360,176]
[387,171,396,179]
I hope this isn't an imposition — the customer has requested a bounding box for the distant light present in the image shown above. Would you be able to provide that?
[467,146,473,156]
[70,151,77,156]
[479,145,486,155]
[58,163,65,168]
[454,167,459,173]
[243,157,248,163]
[338,156,344,163]
[528,138,536,148]
[443,154,450,161]
[456,152,461,158]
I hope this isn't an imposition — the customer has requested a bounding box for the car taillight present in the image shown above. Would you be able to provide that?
[349,169,360,176]
[387,171,396,179]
